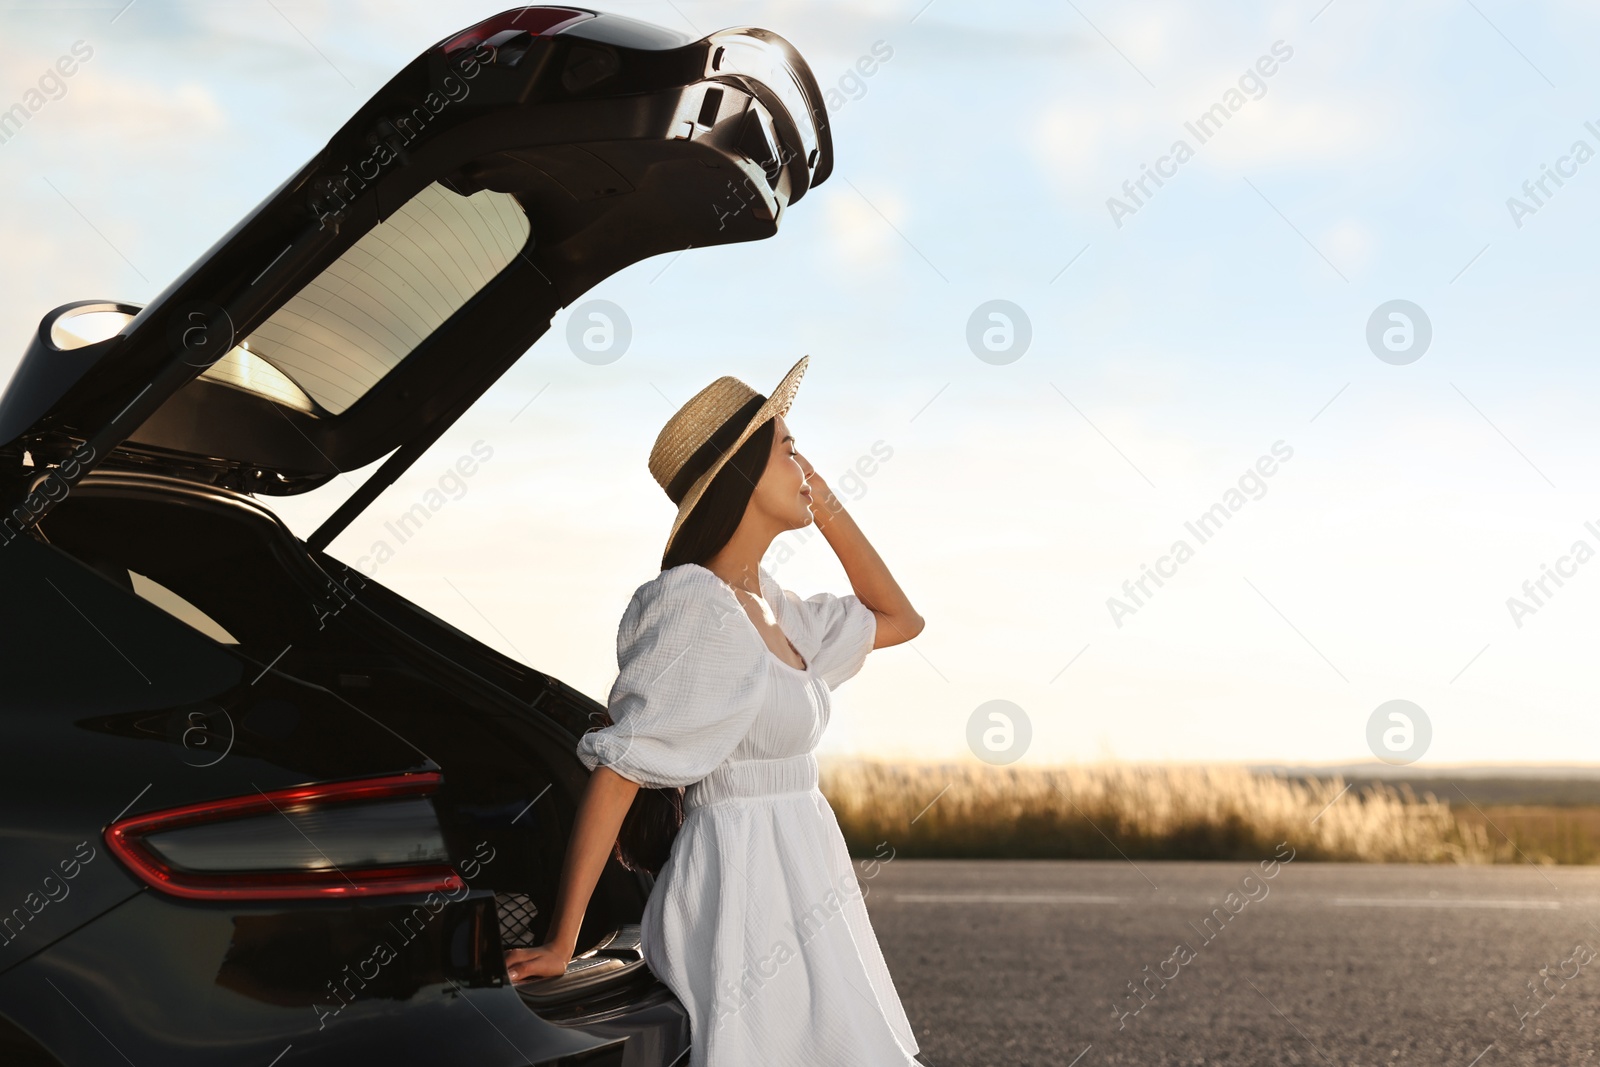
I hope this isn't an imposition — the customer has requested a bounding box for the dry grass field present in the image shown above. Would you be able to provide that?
[1449,804,1600,864]
[818,759,1600,864]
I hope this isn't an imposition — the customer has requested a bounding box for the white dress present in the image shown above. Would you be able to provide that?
[576,562,922,1066]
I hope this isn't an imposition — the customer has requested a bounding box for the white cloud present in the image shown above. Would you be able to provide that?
[58,78,226,144]
[1035,91,1393,208]
[1321,217,1375,276]
[1205,96,1387,169]
[1032,99,1145,185]
[824,185,906,269]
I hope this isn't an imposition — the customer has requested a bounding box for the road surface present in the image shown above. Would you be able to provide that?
[864,859,1600,1066]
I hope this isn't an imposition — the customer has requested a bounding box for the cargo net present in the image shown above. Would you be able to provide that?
[495,891,541,949]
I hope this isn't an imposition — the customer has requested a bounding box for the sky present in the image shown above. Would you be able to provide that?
[4,0,1600,768]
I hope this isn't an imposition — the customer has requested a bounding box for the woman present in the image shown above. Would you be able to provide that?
[502,355,931,1065]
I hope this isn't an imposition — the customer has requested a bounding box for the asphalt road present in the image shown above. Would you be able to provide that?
[862,859,1600,1067]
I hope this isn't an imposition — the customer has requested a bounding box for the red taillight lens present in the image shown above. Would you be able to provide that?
[437,7,593,54]
[105,772,463,901]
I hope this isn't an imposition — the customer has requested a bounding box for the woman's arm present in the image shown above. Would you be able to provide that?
[504,765,640,981]
[799,458,924,649]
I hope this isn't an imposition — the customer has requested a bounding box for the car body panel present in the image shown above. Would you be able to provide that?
[0,531,439,974]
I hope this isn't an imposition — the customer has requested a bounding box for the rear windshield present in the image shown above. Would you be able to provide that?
[237,182,531,416]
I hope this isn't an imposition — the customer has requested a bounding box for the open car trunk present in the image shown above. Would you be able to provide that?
[0,6,832,553]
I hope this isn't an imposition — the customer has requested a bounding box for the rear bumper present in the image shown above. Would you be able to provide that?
[536,983,690,1067]
[0,889,686,1066]
[512,923,690,1066]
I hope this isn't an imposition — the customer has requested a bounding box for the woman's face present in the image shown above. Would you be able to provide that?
[748,413,814,531]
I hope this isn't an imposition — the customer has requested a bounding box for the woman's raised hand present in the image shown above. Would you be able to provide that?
[798,454,843,527]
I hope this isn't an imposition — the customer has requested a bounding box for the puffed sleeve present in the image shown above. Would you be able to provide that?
[778,585,877,691]
[576,567,768,788]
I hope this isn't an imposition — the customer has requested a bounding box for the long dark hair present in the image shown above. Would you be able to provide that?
[607,409,776,877]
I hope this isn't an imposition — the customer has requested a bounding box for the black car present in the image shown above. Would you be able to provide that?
[0,8,832,1064]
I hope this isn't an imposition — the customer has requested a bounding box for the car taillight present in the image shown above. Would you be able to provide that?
[436,7,593,54]
[105,772,464,901]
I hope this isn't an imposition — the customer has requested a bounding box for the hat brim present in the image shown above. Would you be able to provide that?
[662,354,809,561]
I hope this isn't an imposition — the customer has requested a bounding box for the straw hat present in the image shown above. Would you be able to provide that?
[650,355,809,560]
